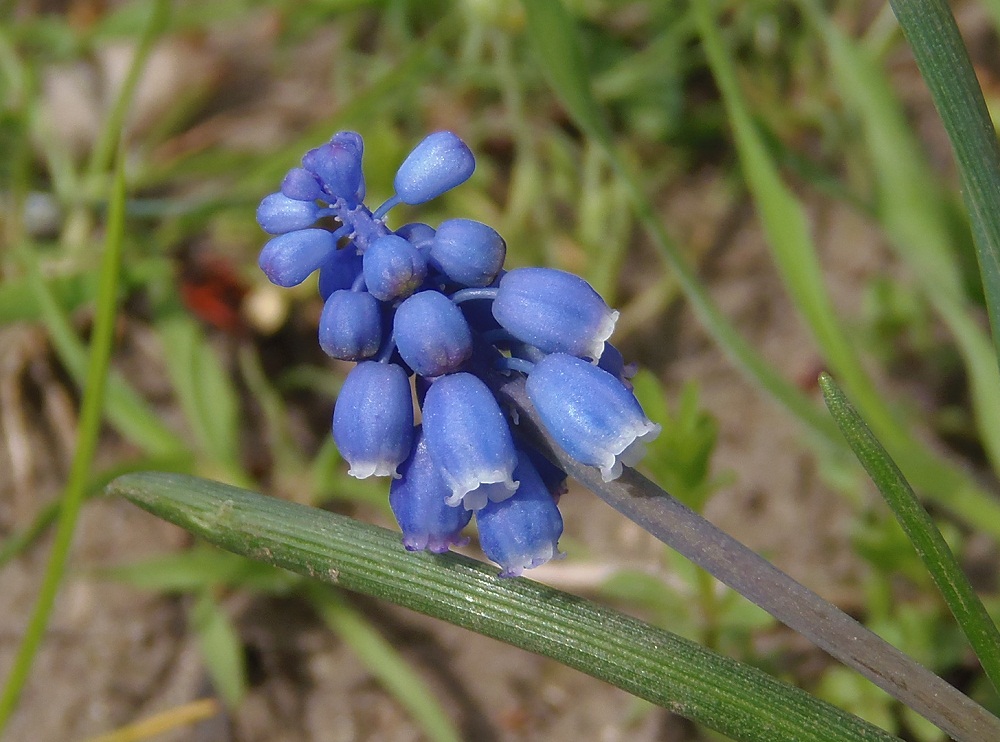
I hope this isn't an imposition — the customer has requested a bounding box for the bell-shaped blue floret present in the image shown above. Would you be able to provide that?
[389,426,473,553]
[319,290,382,361]
[526,353,660,482]
[395,222,436,252]
[280,168,324,202]
[476,450,564,577]
[303,134,364,204]
[429,219,506,287]
[363,234,428,301]
[256,193,321,235]
[318,248,364,300]
[393,291,472,377]
[520,444,568,499]
[259,228,338,287]
[492,268,618,361]
[394,131,475,205]
[422,373,518,510]
[332,361,414,479]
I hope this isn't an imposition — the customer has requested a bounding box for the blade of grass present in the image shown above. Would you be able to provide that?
[691,2,1000,534]
[80,698,220,742]
[493,375,1000,742]
[519,0,840,443]
[820,372,1000,696]
[305,585,462,742]
[799,0,1000,478]
[109,470,899,742]
[890,0,1000,371]
[520,0,1000,539]
[0,157,128,731]
[189,589,247,709]
[18,246,189,459]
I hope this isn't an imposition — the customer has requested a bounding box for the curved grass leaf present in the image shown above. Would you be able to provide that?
[109,471,900,742]
[820,372,1000,696]
[0,158,128,731]
[890,0,1000,371]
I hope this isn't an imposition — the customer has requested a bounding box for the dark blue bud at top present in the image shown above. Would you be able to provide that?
[390,425,472,553]
[526,353,660,482]
[303,137,364,204]
[393,290,472,377]
[319,290,382,361]
[394,131,475,205]
[280,168,324,202]
[256,192,320,235]
[476,450,564,577]
[429,218,506,287]
[422,373,518,510]
[363,234,428,301]
[332,361,414,479]
[259,228,338,287]
[492,268,618,361]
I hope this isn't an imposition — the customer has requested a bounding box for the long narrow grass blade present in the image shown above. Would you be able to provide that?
[519,0,840,445]
[820,373,1000,695]
[306,585,462,742]
[692,1,1000,537]
[800,0,1000,477]
[110,471,899,742]
[0,158,128,730]
[890,0,1000,370]
[494,377,1000,742]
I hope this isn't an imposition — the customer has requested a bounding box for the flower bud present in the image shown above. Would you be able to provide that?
[319,290,382,361]
[476,450,564,577]
[492,267,618,361]
[280,168,324,202]
[333,361,414,479]
[363,234,428,301]
[422,373,518,510]
[394,131,475,205]
[390,426,473,553]
[394,222,436,252]
[318,248,364,300]
[303,135,364,204]
[429,218,506,287]
[393,291,472,377]
[526,353,660,481]
[259,228,338,287]
[256,192,320,235]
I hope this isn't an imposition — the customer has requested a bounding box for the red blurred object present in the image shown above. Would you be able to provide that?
[178,252,248,333]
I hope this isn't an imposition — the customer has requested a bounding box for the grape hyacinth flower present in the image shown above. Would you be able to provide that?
[256,130,660,575]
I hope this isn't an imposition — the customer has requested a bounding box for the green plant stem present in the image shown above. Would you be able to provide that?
[493,376,1000,742]
[820,373,1000,696]
[110,471,898,742]
[0,161,127,731]
[890,0,1000,371]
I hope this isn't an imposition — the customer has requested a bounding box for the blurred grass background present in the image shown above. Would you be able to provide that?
[3,0,1000,739]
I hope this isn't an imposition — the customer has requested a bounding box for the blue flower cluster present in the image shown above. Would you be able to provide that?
[257,131,660,577]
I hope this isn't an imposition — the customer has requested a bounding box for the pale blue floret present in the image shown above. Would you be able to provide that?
[390,426,473,553]
[332,361,415,479]
[319,290,382,361]
[393,290,473,377]
[476,450,564,577]
[492,268,619,361]
[259,228,339,287]
[256,192,321,235]
[362,234,428,301]
[526,353,660,482]
[393,131,476,206]
[422,373,519,510]
[429,218,506,287]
